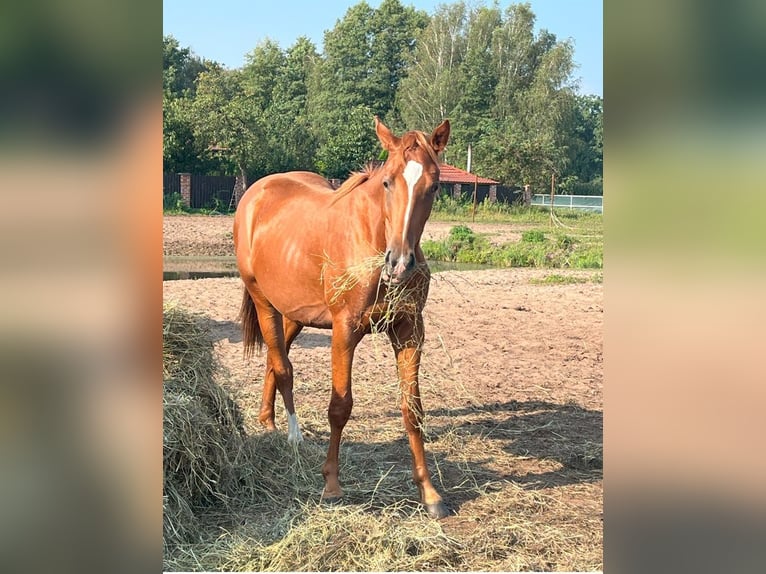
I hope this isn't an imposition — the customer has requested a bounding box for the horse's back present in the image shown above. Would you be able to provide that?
[235,170,332,237]
[244,171,334,202]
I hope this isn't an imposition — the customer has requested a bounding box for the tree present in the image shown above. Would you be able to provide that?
[397,2,579,192]
[188,38,320,183]
[487,15,577,191]
[162,36,226,173]
[561,94,603,192]
[309,0,428,177]
[163,2,598,194]
[189,68,266,185]
[451,5,502,154]
[397,2,468,131]
[367,0,429,126]
[163,35,214,97]
[268,37,321,172]
[163,94,230,174]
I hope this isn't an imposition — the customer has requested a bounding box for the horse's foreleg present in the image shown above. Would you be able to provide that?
[390,315,449,519]
[321,320,362,500]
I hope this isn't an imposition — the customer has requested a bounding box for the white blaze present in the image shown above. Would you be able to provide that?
[287,412,303,444]
[401,160,423,245]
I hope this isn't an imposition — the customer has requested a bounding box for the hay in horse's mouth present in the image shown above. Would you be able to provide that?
[321,253,429,326]
[321,253,386,306]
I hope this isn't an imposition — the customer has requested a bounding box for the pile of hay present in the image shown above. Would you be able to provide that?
[162,304,602,571]
[163,305,251,550]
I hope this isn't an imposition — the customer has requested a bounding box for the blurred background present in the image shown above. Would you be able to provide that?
[0,1,159,572]
[606,1,766,572]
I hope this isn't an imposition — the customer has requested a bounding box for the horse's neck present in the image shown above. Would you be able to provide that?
[347,177,387,252]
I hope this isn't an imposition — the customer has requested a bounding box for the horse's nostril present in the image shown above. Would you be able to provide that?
[407,252,415,269]
[384,250,392,266]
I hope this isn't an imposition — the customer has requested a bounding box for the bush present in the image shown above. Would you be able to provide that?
[164,192,187,212]
[448,225,475,242]
[521,230,546,243]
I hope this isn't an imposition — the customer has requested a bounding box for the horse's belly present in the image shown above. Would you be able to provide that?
[250,237,331,327]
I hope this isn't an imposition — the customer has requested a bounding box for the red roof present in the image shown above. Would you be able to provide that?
[439,163,499,185]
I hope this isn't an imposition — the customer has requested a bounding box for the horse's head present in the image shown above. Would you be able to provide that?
[375,116,450,285]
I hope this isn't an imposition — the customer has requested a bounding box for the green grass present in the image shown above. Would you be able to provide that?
[163,192,234,215]
[529,274,588,285]
[164,206,234,216]
[422,221,603,270]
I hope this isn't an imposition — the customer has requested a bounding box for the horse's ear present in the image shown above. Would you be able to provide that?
[430,119,451,154]
[374,116,400,151]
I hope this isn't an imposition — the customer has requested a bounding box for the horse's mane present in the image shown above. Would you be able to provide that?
[330,162,380,206]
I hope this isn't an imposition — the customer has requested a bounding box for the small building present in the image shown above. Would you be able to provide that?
[438,164,518,203]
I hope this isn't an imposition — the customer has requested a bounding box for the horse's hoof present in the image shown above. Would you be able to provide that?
[425,501,451,519]
[321,495,343,507]
[259,420,277,432]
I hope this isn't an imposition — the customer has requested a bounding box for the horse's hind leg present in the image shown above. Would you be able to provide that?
[248,289,304,442]
[257,316,303,433]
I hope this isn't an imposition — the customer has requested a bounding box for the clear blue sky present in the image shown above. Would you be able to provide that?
[163,0,602,96]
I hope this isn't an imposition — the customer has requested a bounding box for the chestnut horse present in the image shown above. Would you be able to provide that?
[234,117,451,518]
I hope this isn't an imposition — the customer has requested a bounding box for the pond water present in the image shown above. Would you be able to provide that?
[163,256,493,281]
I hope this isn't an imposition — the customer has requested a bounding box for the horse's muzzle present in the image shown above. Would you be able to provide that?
[383,249,416,284]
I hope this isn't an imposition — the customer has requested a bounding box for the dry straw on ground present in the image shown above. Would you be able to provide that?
[163,303,602,572]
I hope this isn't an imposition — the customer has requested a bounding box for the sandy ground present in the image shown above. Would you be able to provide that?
[163,214,603,564]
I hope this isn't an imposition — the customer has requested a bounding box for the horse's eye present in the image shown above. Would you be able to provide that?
[383,179,391,190]
[429,183,439,195]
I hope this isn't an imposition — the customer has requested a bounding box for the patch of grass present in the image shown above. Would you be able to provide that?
[521,229,546,243]
[568,245,603,269]
[556,234,575,249]
[430,196,548,223]
[421,239,450,261]
[530,274,589,285]
[164,206,235,216]
[422,225,490,263]
[163,193,235,216]
[424,225,603,270]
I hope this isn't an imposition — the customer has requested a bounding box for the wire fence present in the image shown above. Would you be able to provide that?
[530,194,603,213]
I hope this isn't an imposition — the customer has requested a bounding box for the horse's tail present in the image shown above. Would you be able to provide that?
[238,287,263,360]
